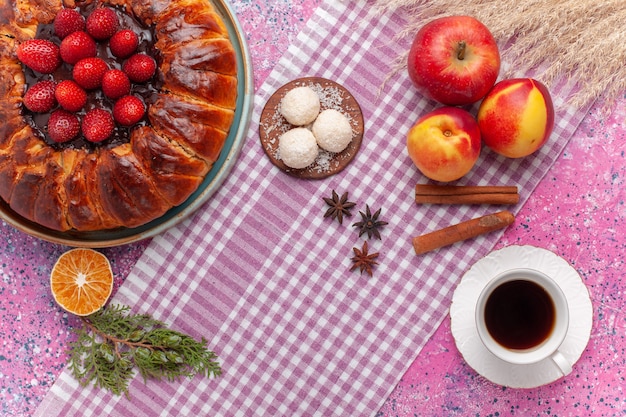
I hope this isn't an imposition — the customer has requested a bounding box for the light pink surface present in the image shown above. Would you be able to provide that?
[1,0,624,415]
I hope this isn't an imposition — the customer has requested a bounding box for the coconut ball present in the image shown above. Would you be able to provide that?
[278,127,319,169]
[280,86,320,126]
[312,109,353,153]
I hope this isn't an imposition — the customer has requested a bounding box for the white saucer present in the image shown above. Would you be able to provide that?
[450,245,593,388]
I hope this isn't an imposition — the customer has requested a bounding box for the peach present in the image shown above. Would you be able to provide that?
[407,107,481,182]
[477,78,555,158]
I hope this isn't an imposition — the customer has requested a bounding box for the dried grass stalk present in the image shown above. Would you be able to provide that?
[369,0,626,109]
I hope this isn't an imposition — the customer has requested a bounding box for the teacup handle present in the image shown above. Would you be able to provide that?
[551,351,573,376]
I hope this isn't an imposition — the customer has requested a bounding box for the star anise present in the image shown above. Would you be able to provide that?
[323,190,356,225]
[352,204,388,240]
[350,241,379,277]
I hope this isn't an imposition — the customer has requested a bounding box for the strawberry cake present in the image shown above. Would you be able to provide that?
[0,0,237,232]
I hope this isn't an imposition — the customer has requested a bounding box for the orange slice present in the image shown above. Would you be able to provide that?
[50,248,114,316]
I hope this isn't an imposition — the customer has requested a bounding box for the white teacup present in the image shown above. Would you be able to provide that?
[475,268,572,375]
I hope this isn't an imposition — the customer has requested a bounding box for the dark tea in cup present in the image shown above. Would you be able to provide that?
[484,279,555,350]
[475,268,571,374]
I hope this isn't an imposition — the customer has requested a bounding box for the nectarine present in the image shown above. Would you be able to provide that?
[407,107,481,182]
[477,78,555,158]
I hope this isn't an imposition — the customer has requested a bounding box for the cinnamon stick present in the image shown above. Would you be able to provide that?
[412,210,515,255]
[415,184,519,205]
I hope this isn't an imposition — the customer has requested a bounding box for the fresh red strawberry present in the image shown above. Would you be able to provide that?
[23,80,57,113]
[86,8,119,41]
[101,69,131,99]
[47,110,80,143]
[82,109,115,142]
[55,80,87,112]
[122,53,156,83]
[113,95,145,126]
[16,39,62,74]
[73,57,109,89]
[60,31,97,65]
[53,8,85,39]
[109,29,138,59]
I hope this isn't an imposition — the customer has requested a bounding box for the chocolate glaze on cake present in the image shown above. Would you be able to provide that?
[24,2,160,150]
[0,0,238,231]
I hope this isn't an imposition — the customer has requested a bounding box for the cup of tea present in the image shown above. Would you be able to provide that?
[475,268,572,375]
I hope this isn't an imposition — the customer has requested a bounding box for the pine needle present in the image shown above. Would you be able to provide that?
[367,0,626,109]
[67,305,221,397]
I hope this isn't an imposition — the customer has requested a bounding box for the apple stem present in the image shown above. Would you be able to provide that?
[457,41,466,60]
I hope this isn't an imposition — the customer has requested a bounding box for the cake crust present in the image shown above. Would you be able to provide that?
[0,0,237,232]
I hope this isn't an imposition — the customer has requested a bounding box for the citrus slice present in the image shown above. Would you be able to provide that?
[50,248,114,316]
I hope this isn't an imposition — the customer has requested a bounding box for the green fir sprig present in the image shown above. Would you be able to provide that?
[67,304,221,397]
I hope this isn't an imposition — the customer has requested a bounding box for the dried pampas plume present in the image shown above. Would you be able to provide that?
[370,0,626,110]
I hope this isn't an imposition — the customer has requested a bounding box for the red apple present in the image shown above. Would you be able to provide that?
[407,107,481,182]
[477,78,555,158]
[407,15,500,106]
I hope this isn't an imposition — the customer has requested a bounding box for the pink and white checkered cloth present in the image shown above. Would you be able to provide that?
[36,1,589,415]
